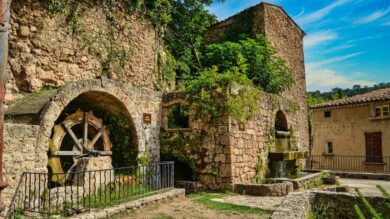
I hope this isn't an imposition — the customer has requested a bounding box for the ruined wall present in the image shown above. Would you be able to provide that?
[6,0,160,104]
[204,3,309,153]
[162,93,303,189]
[2,123,40,210]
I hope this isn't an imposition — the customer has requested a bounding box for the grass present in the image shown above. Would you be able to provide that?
[188,193,271,216]
[81,185,155,208]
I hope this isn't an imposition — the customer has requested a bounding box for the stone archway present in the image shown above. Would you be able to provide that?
[34,78,162,174]
[275,110,288,132]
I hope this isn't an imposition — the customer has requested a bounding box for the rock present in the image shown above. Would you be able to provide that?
[19,26,30,37]
[73,157,115,195]
[30,26,37,32]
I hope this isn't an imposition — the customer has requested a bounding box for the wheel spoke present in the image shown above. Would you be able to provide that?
[88,126,106,149]
[50,151,83,156]
[83,112,89,150]
[63,122,83,151]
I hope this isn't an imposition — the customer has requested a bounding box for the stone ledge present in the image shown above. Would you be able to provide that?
[67,188,185,219]
[326,170,390,181]
[233,182,294,196]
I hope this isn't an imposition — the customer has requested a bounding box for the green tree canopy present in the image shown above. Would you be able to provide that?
[203,35,294,94]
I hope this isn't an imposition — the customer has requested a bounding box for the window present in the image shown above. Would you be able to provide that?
[324,111,331,118]
[324,142,333,154]
[365,132,383,163]
[374,104,390,118]
[167,104,189,129]
[383,105,389,117]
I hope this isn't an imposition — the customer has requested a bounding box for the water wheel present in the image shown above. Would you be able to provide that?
[48,109,112,184]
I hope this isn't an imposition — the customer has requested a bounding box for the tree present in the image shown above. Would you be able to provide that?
[203,35,294,94]
[164,0,224,82]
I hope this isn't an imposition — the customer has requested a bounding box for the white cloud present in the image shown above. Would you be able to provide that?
[307,52,362,68]
[382,21,390,26]
[306,68,375,91]
[354,7,390,24]
[296,0,352,25]
[293,7,305,18]
[304,31,338,48]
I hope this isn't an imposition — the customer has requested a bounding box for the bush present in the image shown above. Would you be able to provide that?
[203,35,294,94]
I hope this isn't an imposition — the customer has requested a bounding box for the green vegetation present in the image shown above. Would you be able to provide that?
[188,193,271,216]
[81,185,154,209]
[103,113,138,168]
[203,35,294,94]
[159,131,200,180]
[354,186,390,219]
[167,104,189,128]
[307,83,390,107]
[185,67,261,122]
[308,203,329,219]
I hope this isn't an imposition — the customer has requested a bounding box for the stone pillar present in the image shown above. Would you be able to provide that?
[0,0,12,211]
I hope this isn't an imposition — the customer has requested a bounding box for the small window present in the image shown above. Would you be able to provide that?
[324,111,331,118]
[375,107,382,118]
[383,105,389,117]
[374,105,390,118]
[325,142,333,154]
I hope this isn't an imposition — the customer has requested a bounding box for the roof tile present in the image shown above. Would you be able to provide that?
[311,88,390,109]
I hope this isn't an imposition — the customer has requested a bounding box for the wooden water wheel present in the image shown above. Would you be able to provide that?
[48,109,112,184]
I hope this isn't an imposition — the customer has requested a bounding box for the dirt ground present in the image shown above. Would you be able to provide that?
[115,196,272,219]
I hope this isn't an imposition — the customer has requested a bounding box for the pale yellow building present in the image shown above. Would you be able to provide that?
[310,88,390,172]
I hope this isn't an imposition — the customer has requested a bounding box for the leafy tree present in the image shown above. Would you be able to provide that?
[185,66,261,122]
[203,35,294,94]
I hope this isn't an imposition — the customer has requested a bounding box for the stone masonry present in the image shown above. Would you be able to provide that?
[3,78,163,211]
[162,3,309,190]
[6,0,161,104]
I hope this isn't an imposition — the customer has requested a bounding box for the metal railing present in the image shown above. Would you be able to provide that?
[7,162,174,218]
[306,155,390,173]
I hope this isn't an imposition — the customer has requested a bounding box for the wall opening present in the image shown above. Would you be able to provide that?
[48,91,138,178]
[167,104,189,129]
[275,110,288,132]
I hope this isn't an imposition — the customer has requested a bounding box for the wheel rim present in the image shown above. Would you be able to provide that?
[48,109,112,184]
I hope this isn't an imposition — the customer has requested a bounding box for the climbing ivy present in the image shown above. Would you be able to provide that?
[160,131,202,180]
[103,113,138,168]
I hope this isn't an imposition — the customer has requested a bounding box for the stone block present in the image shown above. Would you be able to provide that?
[73,157,115,195]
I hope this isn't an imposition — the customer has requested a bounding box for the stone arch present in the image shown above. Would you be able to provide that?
[275,110,288,132]
[34,78,157,173]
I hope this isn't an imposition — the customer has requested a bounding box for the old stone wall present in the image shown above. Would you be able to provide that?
[2,123,40,209]
[204,3,309,154]
[162,92,305,189]
[229,94,305,185]
[6,0,161,104]
[263,5,309,154]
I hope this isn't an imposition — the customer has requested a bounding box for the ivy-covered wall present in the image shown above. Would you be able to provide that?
[6,0,162,105]
[160,3,309,189]
[161,92,304,190]
[204,2,309,155]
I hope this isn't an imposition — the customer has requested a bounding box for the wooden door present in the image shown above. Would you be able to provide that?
[365,132,383,163]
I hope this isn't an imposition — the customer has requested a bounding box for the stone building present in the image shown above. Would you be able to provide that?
[2,0,163,207]
[162,3,309,190]
[311,88,390,172]
[2,0,308,209]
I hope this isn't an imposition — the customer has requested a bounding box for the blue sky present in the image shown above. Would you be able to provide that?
[207,0,390,92]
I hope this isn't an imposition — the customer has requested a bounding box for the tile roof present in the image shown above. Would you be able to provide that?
[311,88,390,110]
